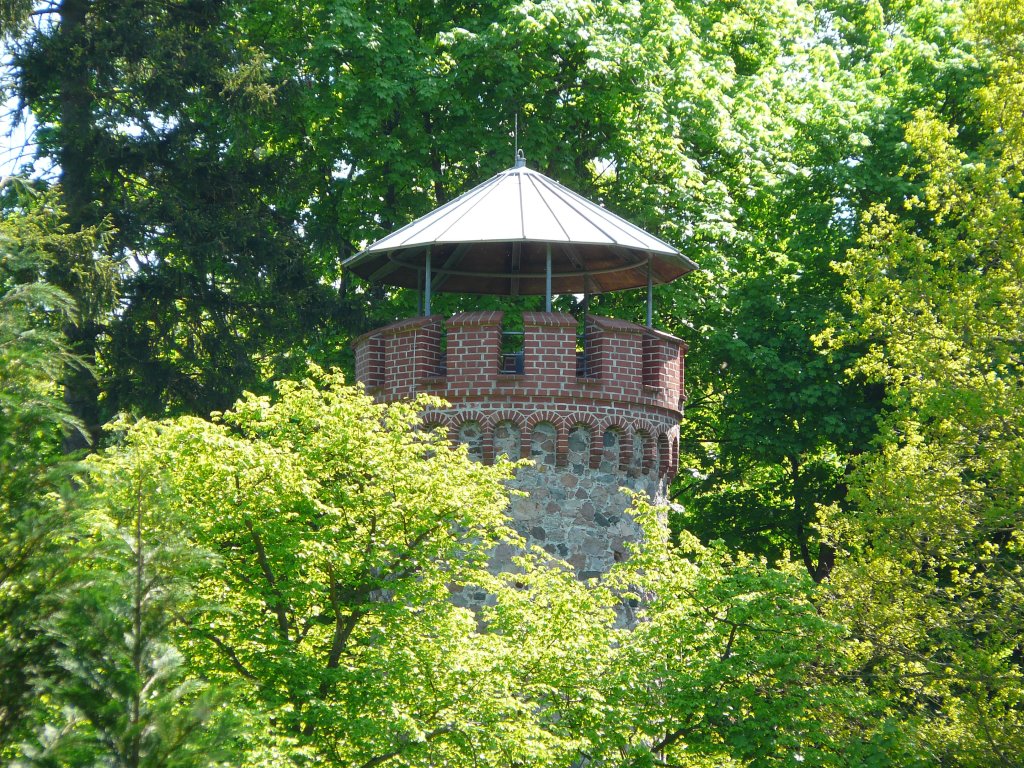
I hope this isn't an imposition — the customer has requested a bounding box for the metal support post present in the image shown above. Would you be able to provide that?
[425,246,432,316]
[545,243,552,313]
[646,257,653,328]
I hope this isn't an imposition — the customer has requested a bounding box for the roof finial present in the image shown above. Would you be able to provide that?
[515,148,526,168]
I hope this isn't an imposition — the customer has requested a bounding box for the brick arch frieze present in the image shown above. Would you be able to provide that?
[523,410,564,432]
[449,410,486,443]
[481,409,527,432]
[420,411,452,432]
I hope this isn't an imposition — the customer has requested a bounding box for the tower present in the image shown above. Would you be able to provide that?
[345,156,695,600]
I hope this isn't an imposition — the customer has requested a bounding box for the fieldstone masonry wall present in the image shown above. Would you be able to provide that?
[353,311,687,602]
[500,442,665,576]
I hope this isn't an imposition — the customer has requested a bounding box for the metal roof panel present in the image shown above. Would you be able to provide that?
[344,163,697,295]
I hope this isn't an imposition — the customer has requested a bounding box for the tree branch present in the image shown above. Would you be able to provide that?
[244,518,290,641]
[357,726,454,768]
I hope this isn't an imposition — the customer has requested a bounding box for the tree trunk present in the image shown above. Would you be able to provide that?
[791,455,835,583]
[56,0,102,452]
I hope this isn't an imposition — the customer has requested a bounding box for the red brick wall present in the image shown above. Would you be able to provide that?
[354,334,384,388]
[352,311,688,478]
[352,315,442,398]
[523,311,576,388]
[448,312,502,390]
[584,315,643,397]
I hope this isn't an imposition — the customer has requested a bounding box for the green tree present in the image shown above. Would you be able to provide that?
[0,183,234,767]
[821,0,1024,761]
[81,375,909,767]
[670,0,991,579]
[0,182,105,755]
[16,458,241,768]
[80,370,551,766]
[4,0,335,433]
[605,498,902,767]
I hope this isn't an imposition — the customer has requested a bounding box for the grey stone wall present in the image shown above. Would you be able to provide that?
[450,431,667,615]
[499,460,665,579]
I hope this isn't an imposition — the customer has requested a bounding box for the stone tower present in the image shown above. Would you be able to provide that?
[345,157,694,591]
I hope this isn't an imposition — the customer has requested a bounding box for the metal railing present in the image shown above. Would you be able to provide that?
[500,330,524,374]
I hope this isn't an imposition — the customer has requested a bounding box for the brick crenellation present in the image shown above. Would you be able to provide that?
[353,311,686,478]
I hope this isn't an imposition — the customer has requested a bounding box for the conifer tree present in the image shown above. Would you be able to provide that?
[0,182,105,755]
[5,0,334,430]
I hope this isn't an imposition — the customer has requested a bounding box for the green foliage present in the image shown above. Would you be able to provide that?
[67,373,908,768]
[0,0,31,38]
[0,184,84,438]
[3,1,1022,764]
[16,483,240,768]
[595,497,901,767]
[80,369,535,765]
[820,0,1024,761]
[6,0,335,425]
[0,183,96,755]
[1,182,237,766]
[670,0,997,578]
[471,494,906,767]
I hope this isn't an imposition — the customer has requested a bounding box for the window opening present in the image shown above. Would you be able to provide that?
[576,314,594,378]
[500,314,524,374]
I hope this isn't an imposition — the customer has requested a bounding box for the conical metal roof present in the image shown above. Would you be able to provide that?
[343,161,697,296]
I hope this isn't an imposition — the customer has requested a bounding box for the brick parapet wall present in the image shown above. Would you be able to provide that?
[522,311,577,387]
[353,311,686,478]
[353,315,444,397]
[354,311,686,415]
[447,311,503,389]
[354,334,384,388]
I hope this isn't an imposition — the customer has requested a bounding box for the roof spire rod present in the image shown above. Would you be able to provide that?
[514,113,519,165]
[514,114,527,167]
